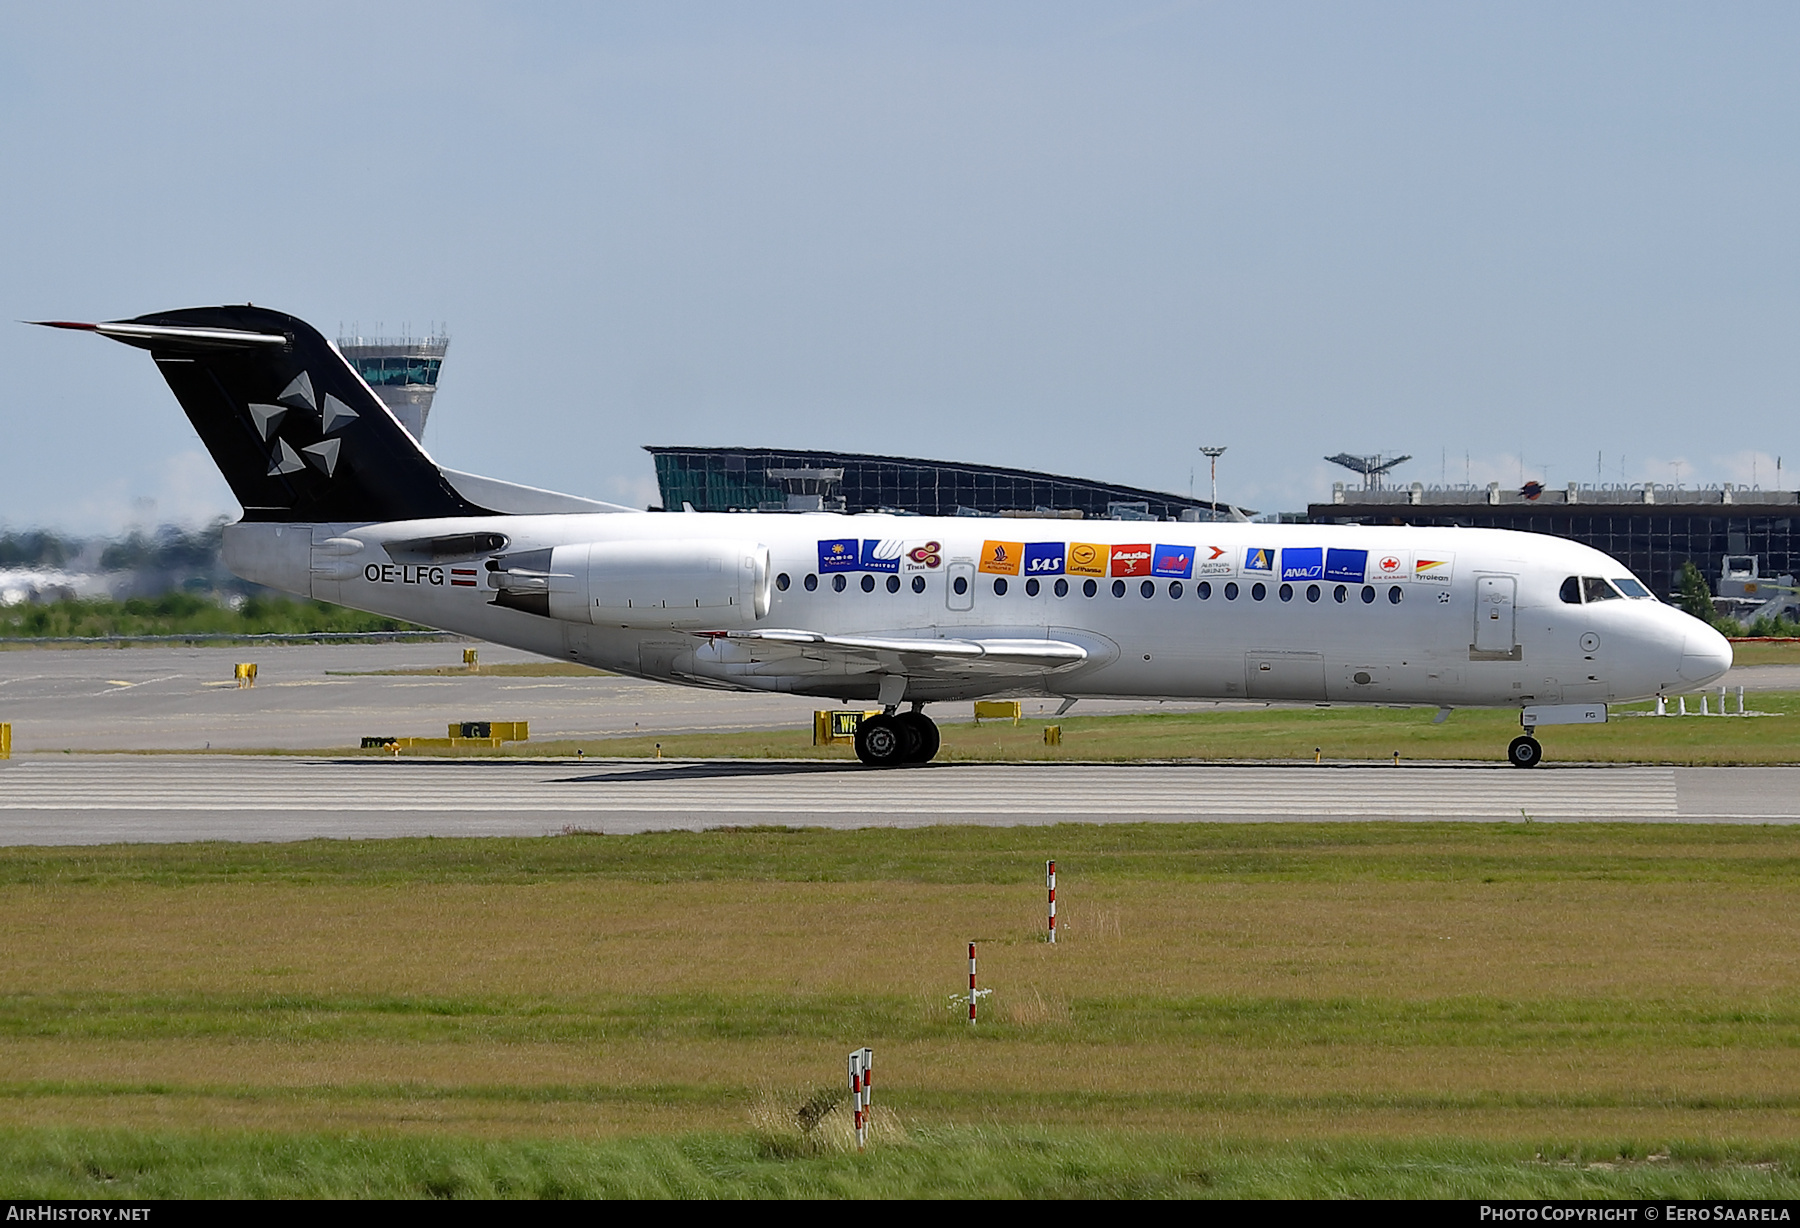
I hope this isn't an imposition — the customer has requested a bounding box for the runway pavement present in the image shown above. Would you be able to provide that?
[1,755,1795,844]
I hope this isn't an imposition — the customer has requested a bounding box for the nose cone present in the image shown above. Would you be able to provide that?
[1677,623,1734,685]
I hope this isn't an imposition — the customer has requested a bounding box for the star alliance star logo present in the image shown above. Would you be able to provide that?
[250,370,357,478]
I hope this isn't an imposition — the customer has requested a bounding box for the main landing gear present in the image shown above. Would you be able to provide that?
[854,707,941,767]
[1507,734,1543,768]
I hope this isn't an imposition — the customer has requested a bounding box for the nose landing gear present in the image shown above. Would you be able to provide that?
[854,707,941,766]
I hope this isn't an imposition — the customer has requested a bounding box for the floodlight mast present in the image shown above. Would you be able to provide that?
[1325,452,1412,492]
[1198,446,1227,521]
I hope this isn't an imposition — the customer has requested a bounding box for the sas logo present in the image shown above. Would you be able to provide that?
[1280,547,1323,582]
[979,540,1024,576]
[1110,544,1153,577]
[902,540,942,571]
[1324,548,1368,584]
[1023,542,1065,575]
[1067,543,1108,577]
[1370,552,1409,582]
[1196,545,1234,576]
[859,539,903,572]
[1151,545,1193,579]
[1244,547,1275,573]
[818,539,859,571]
[1412,554,1454,584]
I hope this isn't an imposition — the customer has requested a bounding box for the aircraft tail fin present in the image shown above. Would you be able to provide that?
[36,306,492,523]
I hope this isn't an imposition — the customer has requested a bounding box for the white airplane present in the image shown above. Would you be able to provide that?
[39,307,1734,768]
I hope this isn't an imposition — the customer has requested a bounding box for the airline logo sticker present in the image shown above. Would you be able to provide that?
[902,540,942,571]
[1067,542,1108,577]
[979,540,1024,576]
[1370,552,1409,583]
[1151,545,1194,579]
[1023,542,1065,575]
[818,539,859,571]
[1280,547,1323,582]
[859,539,903,572]
[1243,547,1275,574]
[1196,545,1234,576]
[1412,554,1454,584]
[1110,544,1153,577]
[1324,548,1368,584]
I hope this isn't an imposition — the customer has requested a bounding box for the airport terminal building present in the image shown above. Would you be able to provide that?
[645,446,1239,521]
[1309,482,1798,602]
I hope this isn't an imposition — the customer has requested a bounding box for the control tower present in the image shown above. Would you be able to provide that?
[336,332,448,441]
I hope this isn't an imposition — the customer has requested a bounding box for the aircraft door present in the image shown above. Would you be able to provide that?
[1474,576,1517,655]
[946,561,975,611]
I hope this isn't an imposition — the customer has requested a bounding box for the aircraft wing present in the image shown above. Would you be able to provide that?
[695,629,1088,680]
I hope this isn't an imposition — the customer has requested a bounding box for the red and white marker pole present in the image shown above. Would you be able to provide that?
[848,1050,865,1151]
[860,1046,873,1136]
[968,942,978,1025]
[1047,859,1057,943]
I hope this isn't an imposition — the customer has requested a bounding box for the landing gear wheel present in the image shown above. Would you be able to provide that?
[854,714,906,767]
[896,712,940,764]
[1508,735,1543,768]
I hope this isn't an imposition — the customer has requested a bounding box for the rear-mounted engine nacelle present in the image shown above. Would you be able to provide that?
[487,539,770,628]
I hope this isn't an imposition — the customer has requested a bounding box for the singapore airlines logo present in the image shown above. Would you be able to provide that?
[249,370,358,479]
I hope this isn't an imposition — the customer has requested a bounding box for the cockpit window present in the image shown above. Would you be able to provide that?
[1560,576,1582,604]
[1612,577,1651,599]
[1582,576,1623,602]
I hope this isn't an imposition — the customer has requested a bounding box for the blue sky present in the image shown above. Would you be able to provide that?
[3,2,1797,531]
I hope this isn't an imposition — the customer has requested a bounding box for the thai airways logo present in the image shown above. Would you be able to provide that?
[979,540,1024,576]
[1280,548,1323,582]
[1196,545,1234,576]
[1244,548,1275,573]
[1023,543,1065,575]
[1110,545,1153,577]
[903,541,942,571]
[1151,545,1193,579]
[859,539,903,572]
[1324,548,1368,584]
[818,539,859,571]
[1412,555,1454,584]
[1067,543,1107,577]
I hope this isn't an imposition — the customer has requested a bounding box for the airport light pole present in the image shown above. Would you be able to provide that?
[1199,447,1227,521]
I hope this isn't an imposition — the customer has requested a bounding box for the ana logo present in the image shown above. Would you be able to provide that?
[979,540,1024,576]
[1110,544,1153,577]
[817,538,860,571]
[903,540,942,571]
[1280,547,1323,582]
[1067,543,1107,577]
[1244,548,1275,573]
[1023,542,1065,575]
[1151,545,1193,579]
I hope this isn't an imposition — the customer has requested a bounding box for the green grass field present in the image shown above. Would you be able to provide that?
[4,824,1800,1196]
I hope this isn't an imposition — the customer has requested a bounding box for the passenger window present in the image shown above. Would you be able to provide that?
[776,573,790,591]
[886,575,900,593]
[1025,578,1040,597]
[1361,585,1374,604]
[1333,585,1347,603]
[1388,586,1402,604]
[1083,579,1098,597]
[994,578,1008,596]
[861,574,875,592]
[1168,581,1183,599]
[1582,576,1622,602]
[1279,583,1292,602]
[1560,576,1582,604]
[912,575,926,594]
[1198,581,1212,600]
[804,573,818,591]
[953,576,968,596]
[1306,584,1320,603]
[1054,578,1068,597]
[1252,583,1266,601]
[1140,580,1154,598]
[833,575,847,592]
[1225,582,1239,600]
[1113,580,1127,598]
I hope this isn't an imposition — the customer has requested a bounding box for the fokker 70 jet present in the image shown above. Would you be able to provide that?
[38,307,1734,767]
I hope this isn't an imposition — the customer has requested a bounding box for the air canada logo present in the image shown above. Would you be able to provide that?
[1372,553,1408,581]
